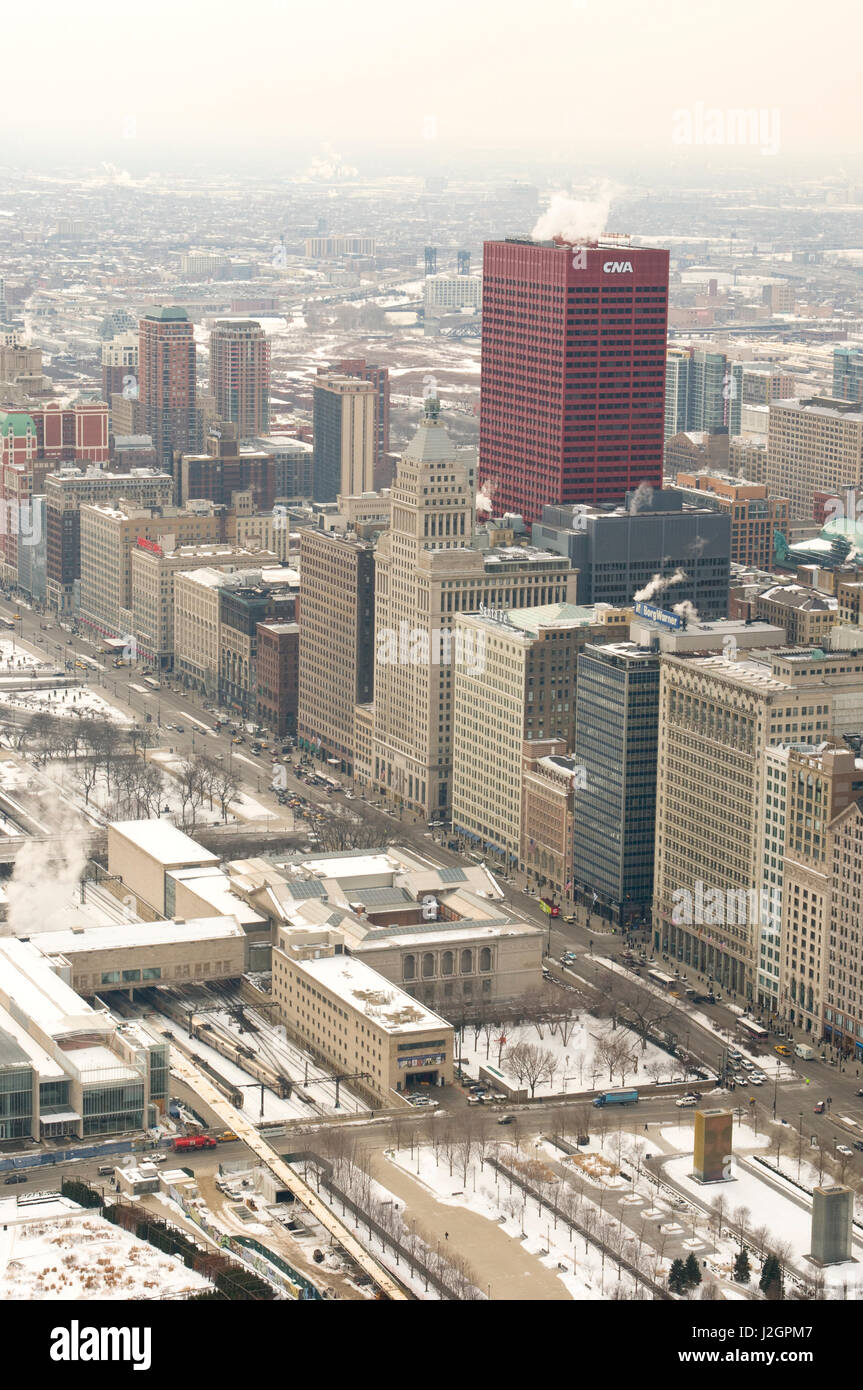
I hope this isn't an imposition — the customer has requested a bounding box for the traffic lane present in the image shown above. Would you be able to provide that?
[0,1137,252,1191]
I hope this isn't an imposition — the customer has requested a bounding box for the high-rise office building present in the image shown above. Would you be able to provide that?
[688,348,730,434]
[209,321,270,437]
[45,467,173,616]
[479,238,669,522]
[533,490,731,618]
[451,604,625,865]
[778,746,859,1036]
[312,375,376,502]
[298,526,377,773]
[767,397,863,521]
[652,647,863,998]
[371,399,576,818]
[101,334,138,402]
[669,474,789,570]
[138,306,197,472]
[571,641,661,928]
[332,359,390,479]
[664,347,692,438]
[728,364,795,435]
[833,347,863,405]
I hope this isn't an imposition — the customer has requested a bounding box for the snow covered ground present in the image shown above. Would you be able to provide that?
[0,685,132,723]
[458,1014,689,1099]
[387,1139,639,1299]
[0,1197,211,1300]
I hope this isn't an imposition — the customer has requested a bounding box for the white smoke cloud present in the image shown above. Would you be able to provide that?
[3,812,89,938]
[476,476,497,514]
[531,180,620,244]
[305,146,358,181]
[673,600,699,624]
[633,568,687,603]
[629,482,655,514]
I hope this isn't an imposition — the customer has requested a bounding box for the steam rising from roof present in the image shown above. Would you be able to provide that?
[531,181,619,244]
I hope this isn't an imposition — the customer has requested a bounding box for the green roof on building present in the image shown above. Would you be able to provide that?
[141,305,189,322]
[0,412,36,437]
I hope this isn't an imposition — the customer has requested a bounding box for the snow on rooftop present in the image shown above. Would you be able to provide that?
[109,820,218,866]
[0,938,107,1039]
[34,914,244,956]
[297,953,450,1034]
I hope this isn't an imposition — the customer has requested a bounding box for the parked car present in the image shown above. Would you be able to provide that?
[497,1115,515,1125]
[562,914,576,924]
[175,725,185,733]
[836,1145,853,1157]
[676,1096,698,1107]
[853,1141,863,1153]
[748,1076,765,1086]
[4,1172,26,1185]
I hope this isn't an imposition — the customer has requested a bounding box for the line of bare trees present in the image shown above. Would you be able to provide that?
[316,1129,483,1299]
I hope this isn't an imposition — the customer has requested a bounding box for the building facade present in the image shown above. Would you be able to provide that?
[138,306,197,471]
[210,320,270,437]
[480,238,669,521]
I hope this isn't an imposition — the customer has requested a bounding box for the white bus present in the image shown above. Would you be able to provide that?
[647,968,676,991]
[738,1018,769,1042]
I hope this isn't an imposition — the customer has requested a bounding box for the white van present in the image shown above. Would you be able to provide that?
[794,1043,816,1060]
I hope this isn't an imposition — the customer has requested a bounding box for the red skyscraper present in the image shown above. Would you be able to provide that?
[479,238,669,522]
[138,305,197,472]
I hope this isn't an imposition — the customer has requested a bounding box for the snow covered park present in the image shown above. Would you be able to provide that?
[458,1013,695,1100]
[0,1196,210,1300]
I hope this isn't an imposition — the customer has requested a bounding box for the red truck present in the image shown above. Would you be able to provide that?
[172,1135,217,1151]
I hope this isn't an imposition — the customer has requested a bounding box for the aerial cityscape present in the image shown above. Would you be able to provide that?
[2,0,862,1356]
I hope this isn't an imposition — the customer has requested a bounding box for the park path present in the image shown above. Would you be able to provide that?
[367,1150,571,1301]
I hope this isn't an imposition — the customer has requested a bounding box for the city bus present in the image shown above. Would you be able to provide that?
[143,676,160,690]
[647,968,676,991]
[738,1018,770,1042]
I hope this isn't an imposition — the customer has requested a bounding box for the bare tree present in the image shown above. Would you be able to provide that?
[596,1032,633,1084]
[76,754,100,807]
[502,1041,556,1098]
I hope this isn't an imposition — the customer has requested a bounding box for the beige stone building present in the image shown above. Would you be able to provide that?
[132,541,275,670]
[298,525,376,772]
[272,941,453,1106]
[371,403,575,819]
[753,584,838,646]
[653,652,839,998]
[779,747,859,1037]
[107,820,218,916]
[767,398,863,520]
[30,916,247,997]
[174,566,226,696]
[521,744,575,902]
[452,602,627,864]
[826,796,863,1057]
[79,503,223,644]
[225,847,544,1010]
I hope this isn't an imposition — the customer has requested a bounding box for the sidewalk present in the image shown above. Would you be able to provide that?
[367,1149,571,1300]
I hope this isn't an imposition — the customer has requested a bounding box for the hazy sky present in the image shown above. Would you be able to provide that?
[3,0,861,171]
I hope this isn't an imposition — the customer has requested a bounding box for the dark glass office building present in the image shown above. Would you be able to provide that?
[571,641,660,928]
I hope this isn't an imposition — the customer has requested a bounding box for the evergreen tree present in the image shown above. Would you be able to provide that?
[684,1252,702,1287]
[733,1248,751,1284]
[760,1253,783,1300]
[668,1257,689,1294]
